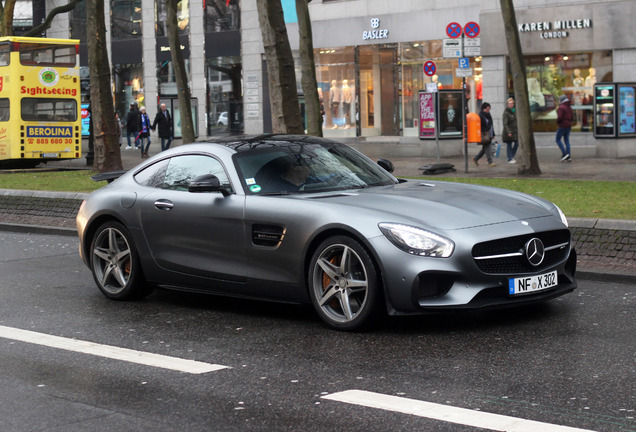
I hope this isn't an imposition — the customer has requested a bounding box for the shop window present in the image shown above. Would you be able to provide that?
[509,52,612,132]
[156,0,190,37]
[314,47,356,137]
[401,41,479,137]
[158,59,191,96]
[112,63,145,118]
[205,0,240,32]
[206,56,243,135]
[111,0,142,40]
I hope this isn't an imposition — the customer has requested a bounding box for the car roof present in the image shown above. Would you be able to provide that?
[201,134,342,153]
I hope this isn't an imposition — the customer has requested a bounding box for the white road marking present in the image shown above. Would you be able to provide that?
[322,390,598,432]
[0,325,228,374]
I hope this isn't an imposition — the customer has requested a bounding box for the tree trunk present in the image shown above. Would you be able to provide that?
[500,0,541,175]
[167,0,195,144]
[0,0,17,36]
[256,0,303,134]
[86,0,122,172]
[295,0,322,137]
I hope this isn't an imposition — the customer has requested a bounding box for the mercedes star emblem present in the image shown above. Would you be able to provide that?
[525,238,545,267]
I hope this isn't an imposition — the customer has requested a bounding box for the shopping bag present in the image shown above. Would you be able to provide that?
[492,141,501,158]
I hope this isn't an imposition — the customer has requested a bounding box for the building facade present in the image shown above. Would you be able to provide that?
[38,0,636,158]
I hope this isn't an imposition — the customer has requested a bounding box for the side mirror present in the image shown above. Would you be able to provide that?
[188,174,231,196]
[377,158,394,173]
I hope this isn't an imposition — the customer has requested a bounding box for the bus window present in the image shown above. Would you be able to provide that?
[19,44,76,67]
[0,99,9,121]
[21,98,77,122]
[0,43,9,66]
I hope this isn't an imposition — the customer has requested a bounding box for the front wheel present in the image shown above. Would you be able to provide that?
[89,221,153,300]
[308,236,381,331]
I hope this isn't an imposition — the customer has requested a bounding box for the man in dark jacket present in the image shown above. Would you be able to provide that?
[556,94,573,161]
[151,103,173,151]
[125,103,141,149]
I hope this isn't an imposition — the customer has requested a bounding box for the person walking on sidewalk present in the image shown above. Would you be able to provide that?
[152,103,174,151]
[502,97,518,164]
[556,94,573,162]
[473,102,496,167]
[125,103,140,149]
[138,107,152,158]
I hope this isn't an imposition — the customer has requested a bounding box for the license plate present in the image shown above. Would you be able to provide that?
[42,153,59,158]
[509,270,557,296]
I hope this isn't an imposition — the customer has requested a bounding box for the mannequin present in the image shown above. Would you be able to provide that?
[329,80,341,128]
[527,70,545,115]
[317,87,325,127]
[572,68,584,126]
[432,74,442,89]
[341,79,353,128]
[584,67,596,98]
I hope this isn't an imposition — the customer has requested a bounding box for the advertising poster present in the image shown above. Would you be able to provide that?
[438,90,463,137]
[618,85,635,136]
[593,84,615,137]
[418,91,435,138]
[81,103,90,137]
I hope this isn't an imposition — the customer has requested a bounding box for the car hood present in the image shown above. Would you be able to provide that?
[307,180,554,230]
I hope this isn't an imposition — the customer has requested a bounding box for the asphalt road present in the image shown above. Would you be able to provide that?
[0,231,634,432]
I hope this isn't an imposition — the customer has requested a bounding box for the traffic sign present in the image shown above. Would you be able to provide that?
[464,37,481,56]
[458,58,469,68]
[446,22,462,39]
[456,68,473,78]
[442,38,462,58]
[423,60,436,76]
[464,21,480,38]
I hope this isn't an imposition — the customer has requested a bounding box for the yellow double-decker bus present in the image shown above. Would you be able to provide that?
[0,36,81,168]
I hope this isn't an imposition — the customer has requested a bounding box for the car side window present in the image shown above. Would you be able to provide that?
[163,155,231,192]
[134,159,170,188]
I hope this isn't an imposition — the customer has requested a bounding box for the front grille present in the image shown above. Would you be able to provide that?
[473,229,571,274]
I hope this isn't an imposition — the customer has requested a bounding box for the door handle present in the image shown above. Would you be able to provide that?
[154,200,174,210]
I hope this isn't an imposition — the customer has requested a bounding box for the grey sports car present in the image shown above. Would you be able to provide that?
[77,135,577,330]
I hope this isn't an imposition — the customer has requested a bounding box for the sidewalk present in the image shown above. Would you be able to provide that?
[1,138,635,281]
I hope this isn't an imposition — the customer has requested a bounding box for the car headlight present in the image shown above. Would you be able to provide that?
[379,223,454,257]
[554,204,568,227]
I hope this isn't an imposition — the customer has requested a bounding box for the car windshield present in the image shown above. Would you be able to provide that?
[234,140,397,195]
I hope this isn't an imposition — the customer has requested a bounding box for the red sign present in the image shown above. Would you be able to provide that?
[446,22,462,38]
[423,61,436,77]
[464,21,480,38]
[419,91,435,138]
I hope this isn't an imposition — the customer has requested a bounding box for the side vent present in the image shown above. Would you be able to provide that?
[252,224,285,247]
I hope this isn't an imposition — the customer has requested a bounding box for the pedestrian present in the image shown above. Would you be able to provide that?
[125,103,140,150]
[138,106,152,158]
[556,94,573,162]
[473,102,496,167]
[115,112,123,147]
[151,103,173,151]
[502,97,518,164]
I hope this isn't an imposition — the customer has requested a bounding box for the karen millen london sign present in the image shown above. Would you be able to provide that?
[518,18,592,39]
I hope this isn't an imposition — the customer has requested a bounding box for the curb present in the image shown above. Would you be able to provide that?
[0,222,77,237]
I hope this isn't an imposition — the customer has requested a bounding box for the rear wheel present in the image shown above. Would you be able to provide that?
[308,236,381,331]
[90,221,153,300]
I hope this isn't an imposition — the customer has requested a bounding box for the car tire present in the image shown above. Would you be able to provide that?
[89,221,153,300]
[308,236,381,331]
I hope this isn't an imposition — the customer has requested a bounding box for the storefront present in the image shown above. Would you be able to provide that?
[481,1,636,156]
[313,33,480,140]
[283,1,636,157]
